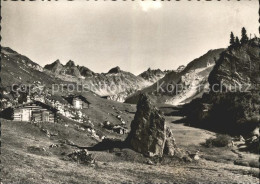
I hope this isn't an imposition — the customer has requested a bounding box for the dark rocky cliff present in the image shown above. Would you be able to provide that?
[209,38,260,91]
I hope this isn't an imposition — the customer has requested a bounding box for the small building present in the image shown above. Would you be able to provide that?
[27,96,32,103]
[13,101,58,123]
[66,95,91,109]
[113,125,128,135]
[73,97,83,109]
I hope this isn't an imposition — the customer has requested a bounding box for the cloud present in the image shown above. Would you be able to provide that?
[139,1,162,12]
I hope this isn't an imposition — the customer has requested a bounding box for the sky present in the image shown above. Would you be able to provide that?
[1,0,259,75]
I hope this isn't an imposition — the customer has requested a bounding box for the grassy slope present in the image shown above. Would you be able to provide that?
[1,116,259,183]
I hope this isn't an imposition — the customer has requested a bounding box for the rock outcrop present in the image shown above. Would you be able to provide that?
[126,94,176,157]
[164,127,176,156]
[183,38,260,135]
[209,38,260,91]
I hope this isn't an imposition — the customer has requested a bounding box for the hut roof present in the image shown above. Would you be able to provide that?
[14,101,58,113]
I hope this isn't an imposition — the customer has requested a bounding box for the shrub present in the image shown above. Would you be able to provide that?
[185,91,260,135]
[249,159,259,168]
[207,92,260,135]
[246,137,260,154]
[234,159,249,167]
[205,134,232,147]
[234,159,259,168]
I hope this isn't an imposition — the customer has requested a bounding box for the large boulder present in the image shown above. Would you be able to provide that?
[126,93,176,157]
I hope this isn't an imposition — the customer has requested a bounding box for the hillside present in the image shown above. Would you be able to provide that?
[125,48,225,105]
[2,114,259,183]
[0,47,82,110]
[2,91,259,183]
[0,47,67,87]
[182,38,260,135]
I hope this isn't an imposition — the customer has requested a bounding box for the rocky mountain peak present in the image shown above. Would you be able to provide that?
[108,66,121,74]
[138,68,165,83]
[54,59,61,64]
[44,59,63,72]
[78,66,95,77]
[145,68,163,73]
[66,60,76,67]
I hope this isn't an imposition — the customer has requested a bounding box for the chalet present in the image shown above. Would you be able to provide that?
[66,95,91,109]
[73,97,83,109]
[13,101,58,123]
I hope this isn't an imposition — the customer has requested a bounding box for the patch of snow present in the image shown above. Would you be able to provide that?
[165,66,213,106]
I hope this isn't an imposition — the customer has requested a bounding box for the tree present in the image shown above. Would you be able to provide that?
[230,32,235,46]
[240,27,249,44]
[235,36,240,46]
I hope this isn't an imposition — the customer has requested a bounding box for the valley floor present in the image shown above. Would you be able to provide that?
[1,118,259,184]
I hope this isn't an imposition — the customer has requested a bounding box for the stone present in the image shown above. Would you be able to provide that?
[183,155,192,162]
[126,93,176,157]
[68,149,95,165]
[239,135,245,142]
[163,127,176,156]
[193,154,200,161]
[49,144,59,148]
[252,127,259,137]
[251,135,258,142]
[41,128,51,137]
[146,159,155,165]
[27,146,49,156]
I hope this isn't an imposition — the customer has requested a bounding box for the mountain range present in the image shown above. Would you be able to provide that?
[125,48,225,105]
[2,38,258,107]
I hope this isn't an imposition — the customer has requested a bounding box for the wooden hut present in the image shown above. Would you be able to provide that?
[13,101,58,123]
